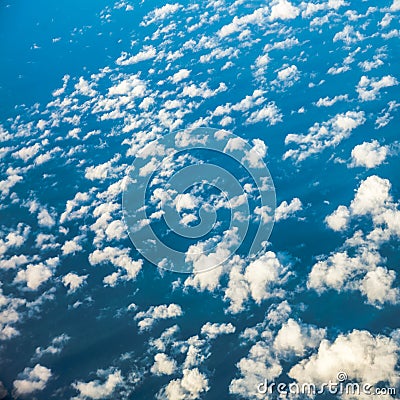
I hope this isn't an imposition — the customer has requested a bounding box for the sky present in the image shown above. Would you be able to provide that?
[0,0,399,399]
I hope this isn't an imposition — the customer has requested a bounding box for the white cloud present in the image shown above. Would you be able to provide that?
[62,273,88,293]
[230,342,282,398]
[350,140,389,169]
[225,252,288,313]
[89,247,142,285]
[325,205,350,231]
[151,353,177,376]
[361,267,399,306]
[157,368,209,400]
[61,239,83,255]
[357,75,398,101]
[246,102,282,125]
[270,0,300,21]
[37,209,56,228]
[141,3,181,26]
[218,7,269,38]
[289,330,399,387]
[171,69,191,84]
[13,364,52,396]
[200,322,236,339]
[315,94,348,107]
[273,319,326,356]
[284,111,365,162]
[15,263,53,290]
[35,334,70,358]
[333,25,364,44]
[135,304,183,331]
[390,0,400,11]
[275,198,302,221]
[72,370,123,400]
[116,46,157,66]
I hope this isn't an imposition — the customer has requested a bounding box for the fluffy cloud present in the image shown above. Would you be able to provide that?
[273,319,326,356]
[62,273,88,293]
[289,330,399,387]
[72,370,123,399]
[13,364,52,396]
[200,322,236,339]
[157,368,209,400]
[284,111,365,162]
[270,0,300,21]
[89,247,142,285]
[275,198,302,221]
[356,75,398,101]
[225,251,288,313]
[350,140,389,169]
[313,176,400,306]
[151,353,177,376]
[135,304,183,331]
[325,205,350,232]
[230,342,282,398]
[14,263,53,290]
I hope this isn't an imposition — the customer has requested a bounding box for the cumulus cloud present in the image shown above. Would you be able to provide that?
[312,176,400,306]
[72,370,123,400]
[141,3,181,26]
[273,319,326,356]
[356,75,398,101]
[275,198,302,221]
[225,252,288,313]
[135,304,183,331]
[151,353,177,376]
[14,262,54,290]
[89,247,142,285]
[350,140,389,169]
[284,111,366,162]
[13,364,52,396]
[289,330,399,387]
[62,273,88,293]
[200,322,236,339]
[157,368,209,400]
[325,205,350,231]
[269,0,300,21]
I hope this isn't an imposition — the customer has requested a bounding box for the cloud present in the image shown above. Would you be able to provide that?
[89,247,142,285]
[350,140,389,169]
[325,205,350,231]
[151,353,177,376]
[356,75,398,101]
[34,334,70,358]
[141,3,181,26]
[135,304,183,331]
[200,322,236,339]
[72,370,123,400]
[273,319,326,356]
[275,198,302,221]
[61,239,83,255]
[13,364,52,396]
[157,368,209,400]
[171,69,191,84]
[14,263,53,290]
[289,330,399,387]
[62,273,88,293]
[116,46,157,66]
[270,0,300,21]
[284,111,365,162]
[218,7,269,38]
